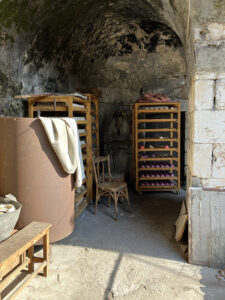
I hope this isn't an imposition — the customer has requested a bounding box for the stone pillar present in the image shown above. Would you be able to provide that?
[187,22,225,267]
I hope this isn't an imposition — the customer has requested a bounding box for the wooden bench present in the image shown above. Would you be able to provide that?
[0,222,52,300]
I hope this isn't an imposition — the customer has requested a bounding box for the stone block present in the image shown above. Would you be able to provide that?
[216,79,225,109]
[212,144,225,178]
[207,23,225,41]
[188,111,195,142]
[201,178,225,188]
[195,73,225,80]
[188,81,195,113]
[196,42,225,74]
[188,187,225,268]
[193,110,225,143]
[189,143,212,179]
[187,140,193,174]
[194,80,214,110]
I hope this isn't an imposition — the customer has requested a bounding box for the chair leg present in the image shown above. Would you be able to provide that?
[125,186,130,210]
[108,195,111,208]
[113,192,118,221]
[121,192,124,204]
[95,194,100,215]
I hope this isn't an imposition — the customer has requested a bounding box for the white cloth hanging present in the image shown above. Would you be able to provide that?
[39,117,85,187]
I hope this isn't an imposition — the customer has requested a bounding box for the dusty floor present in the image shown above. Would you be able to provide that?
[17,190,225,299]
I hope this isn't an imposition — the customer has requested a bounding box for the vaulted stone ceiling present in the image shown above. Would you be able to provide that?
[0,0,187,69]
[0,0,188,115]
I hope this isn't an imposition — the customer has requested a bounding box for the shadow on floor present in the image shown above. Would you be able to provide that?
[57,189,186,262]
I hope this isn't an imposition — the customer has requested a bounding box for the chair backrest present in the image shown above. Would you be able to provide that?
[92,155,112,186]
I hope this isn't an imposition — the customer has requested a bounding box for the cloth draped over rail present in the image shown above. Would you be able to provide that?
[39,117,85,187]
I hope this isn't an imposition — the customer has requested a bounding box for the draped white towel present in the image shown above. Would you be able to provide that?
[39,117,85,187]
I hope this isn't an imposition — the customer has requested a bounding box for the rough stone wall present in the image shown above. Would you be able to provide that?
[90,23,187,175]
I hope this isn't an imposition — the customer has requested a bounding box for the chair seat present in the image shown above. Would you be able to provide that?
[99,173,125,182]
[99,181,127,193]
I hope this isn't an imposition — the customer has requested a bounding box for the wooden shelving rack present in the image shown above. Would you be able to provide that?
[76,89,100,157]
[133,102,181,192]
[27,95,93,218]
[82,94,99,157]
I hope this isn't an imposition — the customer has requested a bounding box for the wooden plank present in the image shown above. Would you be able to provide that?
[177,103,181,190]
[138,109,178,113]
[0,222,51,267]
[6,262,47,300]
[139,167,178,171]
[33,107,67,112]
[79,133,87,137]
[72,107,87,113]
[81,144,87,149]
[140,185,178,189]
[135,104,139,191]
[0,259,30,290]
[175,214,188,241]
[86,100,93,202]
[139,157,178,161]
[28,246,34,274]
[138,148,178,152]
[75,189,88,203]
[138,138,178,142]
[138,119,178,123]
[139,177,178,181]
[136,102,179,106]
[43,232,49,277]
[76,120,87,125]
[75,198,89,219]
[138,128,177,133]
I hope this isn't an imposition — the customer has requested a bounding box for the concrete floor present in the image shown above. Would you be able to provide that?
[17,190,225,300]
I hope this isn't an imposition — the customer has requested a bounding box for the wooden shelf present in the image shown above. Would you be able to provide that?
[139,157,178,161]
[133,102,181,192]
[82,178,87,184]
[138,119,178,123]
[79,132,87,137]
[27,94,94,219]
[138,128,177,133]
[75,189,88,203]
[81,144,87,149]
[76,120,87,125]
[75,198,89,218]
[138,138,178,142]
[139,186,178,190]
[139,167,178,171]
[33,106,68,112]
[72,107,87,113]
[139,177,177,181]
[138,109,178,113]
[138,148,178,152]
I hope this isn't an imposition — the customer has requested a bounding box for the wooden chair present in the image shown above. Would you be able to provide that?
[92,155,130,220]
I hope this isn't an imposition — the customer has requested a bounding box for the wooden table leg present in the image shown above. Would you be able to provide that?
[43,231,49,277]
[49,244,53,263]
[20,252,26,264]
[28,246,34,274]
